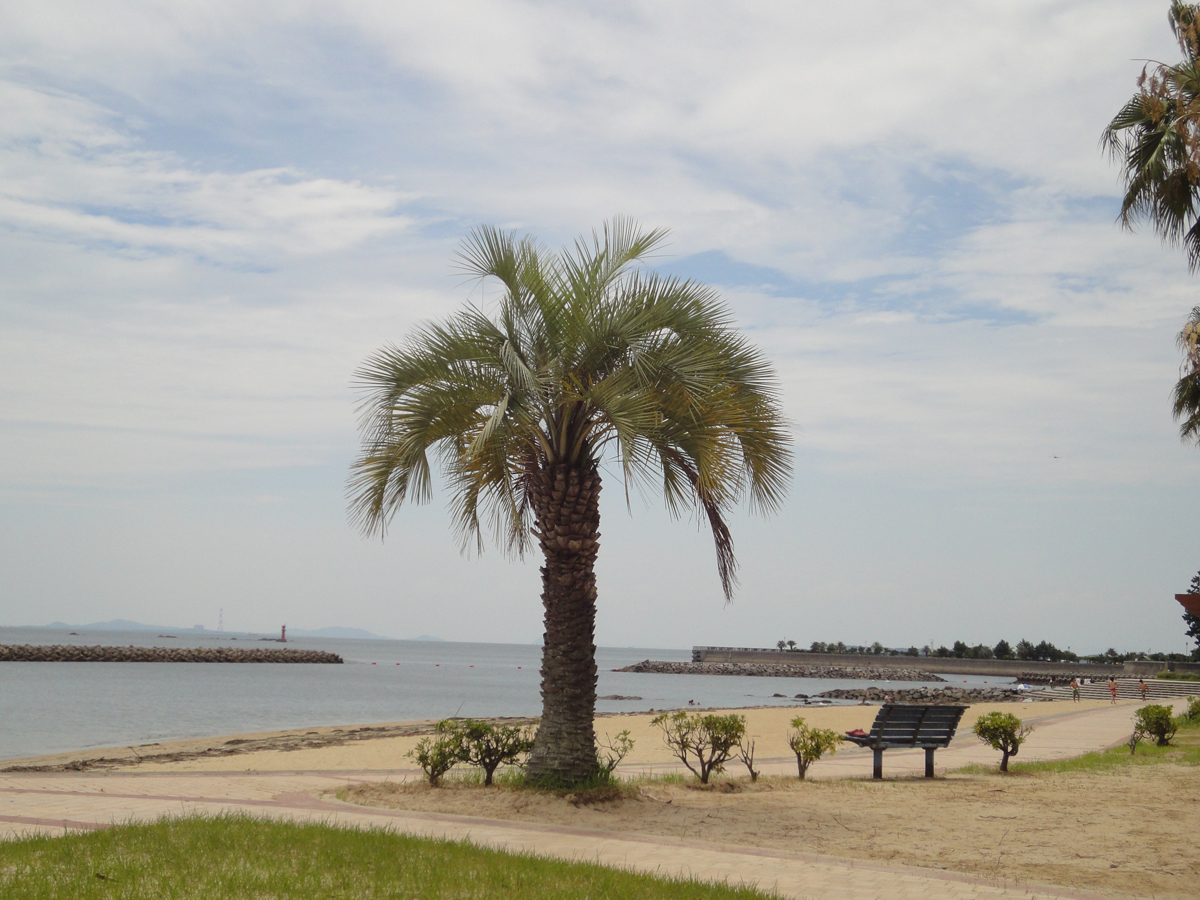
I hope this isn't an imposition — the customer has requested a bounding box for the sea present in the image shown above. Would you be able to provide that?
[0,627,1008,761]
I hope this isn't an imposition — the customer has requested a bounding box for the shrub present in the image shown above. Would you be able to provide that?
[737,738,760,782]
[1134,705,1177,747]
[787,716,843,780]
[407,726,465,786]
[651,712,746,784]
[1127,729,1144,755]
[1184,695,1200,723]
[972,712,1033,772]
[597,730,634,776]
[449,719,535,785]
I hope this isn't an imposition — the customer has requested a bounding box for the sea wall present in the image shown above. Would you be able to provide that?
[0,644,343,663]
[692,647,1126,677]
[618,660,945,681]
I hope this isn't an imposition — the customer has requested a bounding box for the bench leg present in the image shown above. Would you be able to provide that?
[925,747,935,778]
[873,748,883,779]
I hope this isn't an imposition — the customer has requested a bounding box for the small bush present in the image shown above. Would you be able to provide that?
[597,730,635,776]
[737,738,760,782]
[787,716,843,780]
[1128,729,1144,755]
[651,712,746,784]
[1134,705,1177,747]
[1183,695,1200,723]
[450,719,535,786]
[407,729,463,786]
[972,711,1033,772]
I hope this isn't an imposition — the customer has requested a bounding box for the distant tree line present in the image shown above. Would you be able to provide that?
[774,638,1195,664]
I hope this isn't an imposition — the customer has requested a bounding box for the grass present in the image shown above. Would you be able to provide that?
[958,713,1200,776]
[0,815,776,900]
[1155,671,1200,680]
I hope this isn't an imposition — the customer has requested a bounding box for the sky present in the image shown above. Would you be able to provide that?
[1,1,1198,655]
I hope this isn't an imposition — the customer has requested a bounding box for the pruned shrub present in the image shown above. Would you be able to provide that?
[737,738,760,782]
[451,719,535,785]
[407,726,465,786]
[651,711,746,784]
[1183,695,1200,723]
[1134,705,1177,747]
[972,711,1033,772]
[787,716,843,780]
[1128,729,1145,755]
[597,730,634,776]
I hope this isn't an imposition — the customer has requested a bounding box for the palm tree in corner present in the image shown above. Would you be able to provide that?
[1102,2,1200,270]
[348,219,792,782]
[1104,4,1200,443]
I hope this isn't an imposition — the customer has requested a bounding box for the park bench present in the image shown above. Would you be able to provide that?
[843,704,969,779]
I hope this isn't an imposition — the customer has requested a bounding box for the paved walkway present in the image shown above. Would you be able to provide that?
[0,700,1166,900]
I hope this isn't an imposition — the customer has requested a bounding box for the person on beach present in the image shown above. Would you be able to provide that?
[1070,677,1080,702]
[1108,677,1118,704]
[1139,679,1148,701]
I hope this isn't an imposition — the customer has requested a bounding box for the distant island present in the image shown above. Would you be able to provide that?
[29,620,396,641]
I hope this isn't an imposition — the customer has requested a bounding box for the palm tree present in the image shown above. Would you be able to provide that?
[1174,305,1200,440]
[1105,5,1200,443]
[348,220,792,782]
[1102,3,1200,270]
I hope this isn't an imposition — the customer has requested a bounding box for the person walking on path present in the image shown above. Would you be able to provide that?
[1139,679,1149,701]
[1070,677,1080,702]
[1108,677,1118,704]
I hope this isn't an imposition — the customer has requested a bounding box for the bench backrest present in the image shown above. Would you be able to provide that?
[867,705,968,747]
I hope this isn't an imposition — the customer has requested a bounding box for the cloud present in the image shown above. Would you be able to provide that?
[0,81,412,263]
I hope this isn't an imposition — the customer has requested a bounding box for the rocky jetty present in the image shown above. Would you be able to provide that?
[0,644,343,664]
[616,660,945,682]
[1012,672,1096,685]
[817,686,1026,704]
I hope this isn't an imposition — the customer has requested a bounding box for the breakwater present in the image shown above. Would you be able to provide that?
[0,644,343,664]
[816,686,1024,704]
[617,660,946,682]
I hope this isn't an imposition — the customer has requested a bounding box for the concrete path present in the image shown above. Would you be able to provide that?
[0,700,1165,900]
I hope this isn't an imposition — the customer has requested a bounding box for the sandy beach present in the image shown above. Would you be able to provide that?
[0,698,1117,774]
[3,698,1196,899]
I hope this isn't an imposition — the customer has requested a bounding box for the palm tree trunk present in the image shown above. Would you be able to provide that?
[525,461,601,782]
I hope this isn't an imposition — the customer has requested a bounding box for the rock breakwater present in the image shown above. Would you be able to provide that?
[617,660,945,682]
[0,644,343,664]
[817,686,1025,704]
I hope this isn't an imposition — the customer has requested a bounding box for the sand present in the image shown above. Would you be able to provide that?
[4,699,1116,774]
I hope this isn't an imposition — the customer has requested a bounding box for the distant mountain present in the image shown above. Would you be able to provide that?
[287,626,391,640]
[31,620,391,640]
[80,619,181,632]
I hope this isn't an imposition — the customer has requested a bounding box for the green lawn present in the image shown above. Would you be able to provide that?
[958,710,1200,776]
[0,815,776,900]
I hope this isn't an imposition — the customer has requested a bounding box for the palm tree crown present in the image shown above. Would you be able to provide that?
[1103,3,1200,269]
[349,219,792,780]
